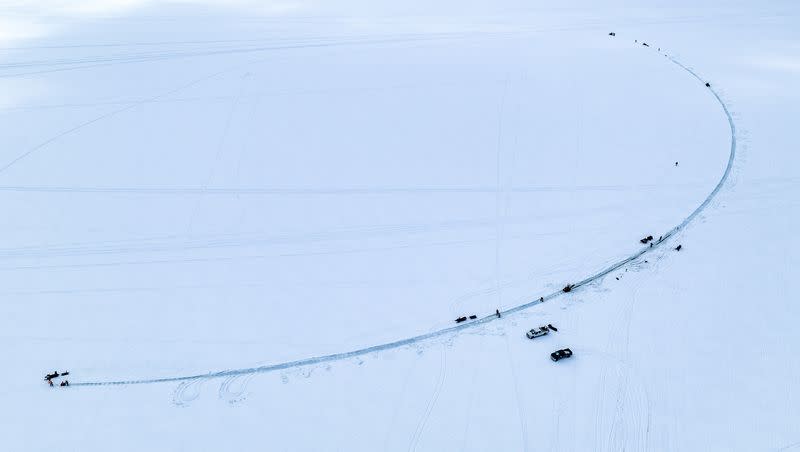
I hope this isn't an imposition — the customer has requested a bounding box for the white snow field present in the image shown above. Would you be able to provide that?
[1,0,798,450]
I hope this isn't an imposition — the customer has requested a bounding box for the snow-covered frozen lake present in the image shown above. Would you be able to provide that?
[1,1,798,450]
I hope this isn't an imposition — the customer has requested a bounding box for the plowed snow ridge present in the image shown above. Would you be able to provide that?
[72,45,736,388]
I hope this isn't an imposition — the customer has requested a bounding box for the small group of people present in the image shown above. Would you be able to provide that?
[45,371,69,387]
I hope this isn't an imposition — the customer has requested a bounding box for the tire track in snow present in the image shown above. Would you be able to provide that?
[503,332,529,451]
[0,53,283,176]
[172,379,204,407]
[0,181,716,195]
[407,344,446,452]
[217,373,255,405]
[70,43,737,389]
[381,357,418,450]
[0,32,499,79]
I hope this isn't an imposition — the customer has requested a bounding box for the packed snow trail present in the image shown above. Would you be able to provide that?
[71,42,736,388]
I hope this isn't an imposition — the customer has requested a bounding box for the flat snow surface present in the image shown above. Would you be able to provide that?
[0,1,798,451]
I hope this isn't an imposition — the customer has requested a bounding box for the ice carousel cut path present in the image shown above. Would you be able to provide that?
[70,42,737,388]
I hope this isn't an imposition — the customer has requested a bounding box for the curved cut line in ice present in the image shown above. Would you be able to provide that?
[72,46,736,388]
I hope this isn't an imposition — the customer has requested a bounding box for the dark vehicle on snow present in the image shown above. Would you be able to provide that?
[551,348,573,362]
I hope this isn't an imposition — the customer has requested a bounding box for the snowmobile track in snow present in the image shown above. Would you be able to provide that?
[71,42,736,388]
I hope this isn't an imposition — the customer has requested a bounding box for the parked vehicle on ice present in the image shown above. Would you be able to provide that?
[562,284,574,293]
[455,316,467,323]
[551,348,573,362]
[526,327,549,339]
